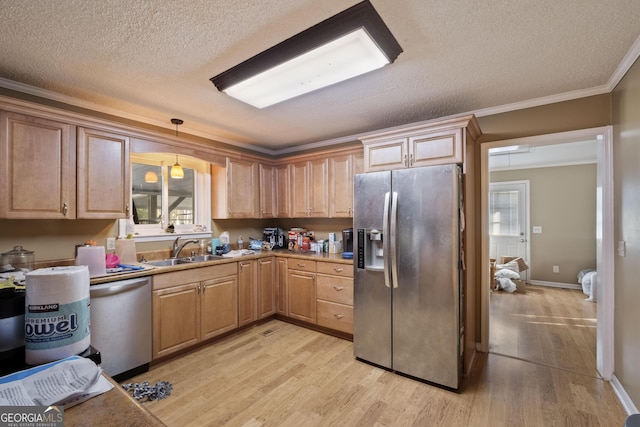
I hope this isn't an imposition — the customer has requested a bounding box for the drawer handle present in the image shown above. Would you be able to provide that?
[333,268,344,272]
[297,263,306,267]
[333,286,344,291]
[334,314,344,319]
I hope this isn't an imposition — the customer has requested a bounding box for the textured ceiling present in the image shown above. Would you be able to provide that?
[1,1,639,154]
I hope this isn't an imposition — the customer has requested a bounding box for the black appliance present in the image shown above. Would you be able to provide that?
[0,290,25,374]
[263,227,286,249]
[342,228,354,252]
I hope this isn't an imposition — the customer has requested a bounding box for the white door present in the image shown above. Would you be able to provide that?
[489,181,529,281]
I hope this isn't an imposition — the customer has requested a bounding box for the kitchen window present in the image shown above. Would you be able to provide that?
[125,153,211,241]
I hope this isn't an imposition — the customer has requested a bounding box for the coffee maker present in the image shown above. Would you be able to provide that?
[263,227,285,249]
[342,228,354,252]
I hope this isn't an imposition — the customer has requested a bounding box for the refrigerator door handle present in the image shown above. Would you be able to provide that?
[383,191,391,289]
[390,191,399,289]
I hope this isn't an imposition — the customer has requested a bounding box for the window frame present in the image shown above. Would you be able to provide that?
[123,153,212,242]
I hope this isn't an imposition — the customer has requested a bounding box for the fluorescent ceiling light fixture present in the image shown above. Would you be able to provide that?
[489,145,532,156]
[210,1,402,108]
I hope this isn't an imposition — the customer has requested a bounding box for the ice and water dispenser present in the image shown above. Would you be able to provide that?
[356,228,384,270]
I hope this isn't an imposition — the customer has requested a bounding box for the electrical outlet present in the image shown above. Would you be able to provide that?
[618,241,626,257]
[106,237,116,251]
[552,265,559,273]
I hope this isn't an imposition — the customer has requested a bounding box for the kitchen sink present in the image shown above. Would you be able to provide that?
[145,258,194,267]
[185,254,226,262]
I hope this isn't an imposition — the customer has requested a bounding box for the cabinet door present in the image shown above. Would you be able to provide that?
[290,161,309,217]
[0,111,76,219]
[308,158,329,217]
[275,164,290,217]
[409,129,463,167]
[258,257,276,319]
[288,270,316,323]
[276,257,288,316]
[227,157,259,218]
[329,154,352,218]
[259,163,276,218]
[238,260,257,326]
[152,283,200,359]
[77,127,130,219]
[201,275,238,340]
[363,137,408,172]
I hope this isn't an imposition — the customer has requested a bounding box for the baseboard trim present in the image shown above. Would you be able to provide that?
[611,374,639,415]
[529,280,582,290]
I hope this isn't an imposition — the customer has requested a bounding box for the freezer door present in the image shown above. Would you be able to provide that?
[391,165,462,389]
[353,171,392,369]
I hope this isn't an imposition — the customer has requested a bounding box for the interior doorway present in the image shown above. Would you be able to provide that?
[479,126,614,380]
[489,181,530,282]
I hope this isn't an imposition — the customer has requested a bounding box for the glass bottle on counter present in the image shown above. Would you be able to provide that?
[237,236,243,250]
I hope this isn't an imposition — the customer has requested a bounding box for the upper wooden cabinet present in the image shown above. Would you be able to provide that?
[212,157,259,218]
[275,164,290,218]
[290,158,329,217]
[259,163,276,218]
[361,115,481,172]
[329,152,363,218]
[0,111,77,219]
[77,127,130,219]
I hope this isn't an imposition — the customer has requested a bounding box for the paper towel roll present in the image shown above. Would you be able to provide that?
[25,266,91,365]
[76,246,106,277]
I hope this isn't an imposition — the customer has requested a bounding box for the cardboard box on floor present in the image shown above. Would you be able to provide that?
[495,256,528,293]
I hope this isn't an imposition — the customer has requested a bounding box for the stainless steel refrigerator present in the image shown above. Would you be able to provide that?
[353,164,464,389]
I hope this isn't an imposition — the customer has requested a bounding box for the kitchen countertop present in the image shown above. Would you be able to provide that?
[90,249,353,284]
[65,374,165,426]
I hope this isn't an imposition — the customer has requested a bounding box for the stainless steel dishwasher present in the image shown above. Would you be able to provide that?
[89,276,152,382]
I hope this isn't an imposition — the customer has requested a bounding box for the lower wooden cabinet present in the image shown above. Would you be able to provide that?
[288,260,317,323]
[276,257,288,316]
[152,257,353,360]
[238,260,257,327]
[152,263,238,359]
[201,275,238,340]
[258,257,276,319]
[153,282,201,359]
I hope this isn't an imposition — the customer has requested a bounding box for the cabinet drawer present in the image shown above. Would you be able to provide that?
[316,275,353,305]
[317,300,353,334]
[316,262,353,277]
[288,260,316,273]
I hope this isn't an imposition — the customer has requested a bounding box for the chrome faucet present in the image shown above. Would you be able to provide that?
[172,237,199,258]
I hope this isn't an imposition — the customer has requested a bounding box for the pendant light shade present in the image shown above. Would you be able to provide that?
[170,118,184,179]
[171,155,184,179]
[144,171,158,183]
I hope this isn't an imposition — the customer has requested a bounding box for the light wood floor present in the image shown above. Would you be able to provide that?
[129,318,626,427]
[490,285,598,377]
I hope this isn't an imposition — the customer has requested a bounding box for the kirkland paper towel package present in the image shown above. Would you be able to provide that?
[24,266,91,366]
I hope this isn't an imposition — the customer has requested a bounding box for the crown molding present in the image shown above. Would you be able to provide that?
[1,32,639,156]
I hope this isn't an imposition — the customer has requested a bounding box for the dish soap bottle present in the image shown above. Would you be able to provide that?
[237,235,243,250]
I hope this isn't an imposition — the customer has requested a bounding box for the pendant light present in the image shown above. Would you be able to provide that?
[170,118,184,179]
[144,171,158,183]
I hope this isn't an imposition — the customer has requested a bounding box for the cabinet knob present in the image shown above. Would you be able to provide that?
[297,263,305,267]
[62,202,68,216]
[333,286,344,291]
[410,153,414,166]
[125,204,130,216]
[403,154,407,167]
[333,268,343,273]
[334,314,344,319]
